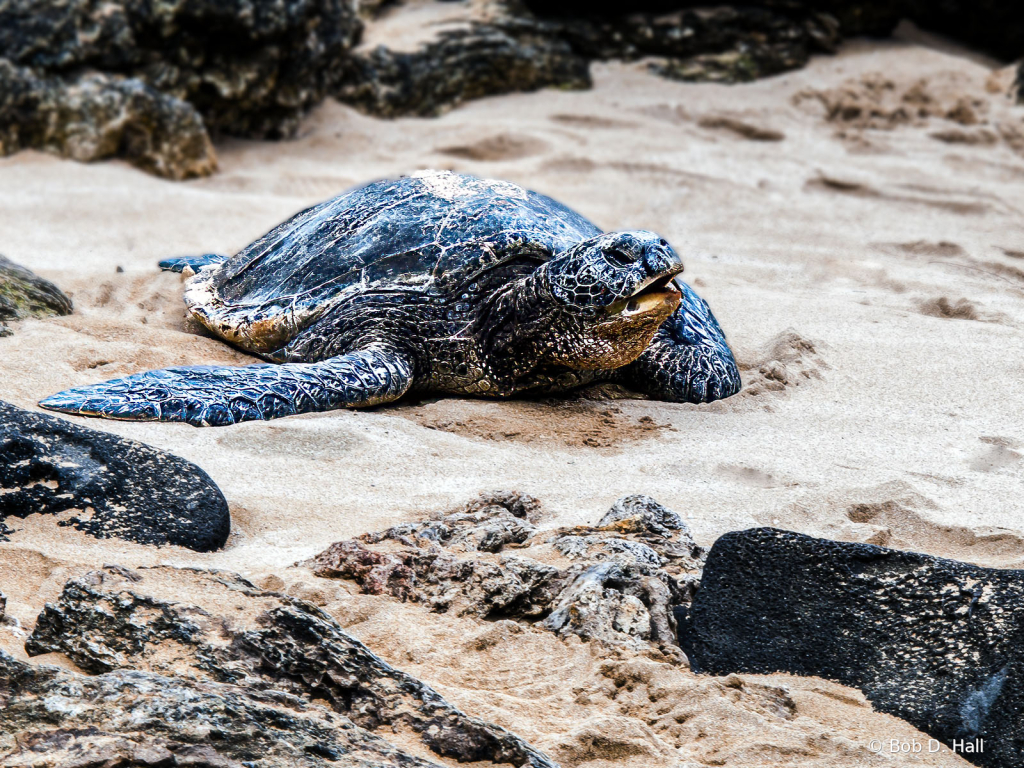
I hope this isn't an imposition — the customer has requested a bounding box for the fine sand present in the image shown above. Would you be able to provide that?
[2,24,1023,767]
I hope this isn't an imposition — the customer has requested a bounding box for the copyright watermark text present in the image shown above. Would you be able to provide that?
[867,738,985,756]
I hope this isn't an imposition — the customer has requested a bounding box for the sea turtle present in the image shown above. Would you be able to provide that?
[40,171,740,427]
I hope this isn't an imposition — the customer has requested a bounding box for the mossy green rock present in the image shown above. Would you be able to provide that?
[0,254,72,336]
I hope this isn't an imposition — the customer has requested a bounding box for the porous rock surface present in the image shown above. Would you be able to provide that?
[0,651,441,768]
[21,565,557,768]
[0,400,230,551]
[0,60,216,179]
[310,491,703,656]
[684,527,1024,768]
[526,1,1024,65]
[0,0,363,138]
[336,15,590,118]
[0,0,362,175]
[538,5,841,85]
[0,254,72,337]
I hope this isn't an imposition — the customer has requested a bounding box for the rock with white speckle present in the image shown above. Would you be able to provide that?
[0,400,229,551]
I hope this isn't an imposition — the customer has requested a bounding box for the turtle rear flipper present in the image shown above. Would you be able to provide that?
[158,253,228,273]
[39,344,413,427]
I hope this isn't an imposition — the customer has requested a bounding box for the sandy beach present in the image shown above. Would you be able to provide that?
[1,27,1022,767]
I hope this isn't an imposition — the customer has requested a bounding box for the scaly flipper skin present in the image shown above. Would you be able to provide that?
[40,345,413,427]
[620,280,741,403]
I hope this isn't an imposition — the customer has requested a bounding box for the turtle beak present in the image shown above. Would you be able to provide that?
[618,274,683,317]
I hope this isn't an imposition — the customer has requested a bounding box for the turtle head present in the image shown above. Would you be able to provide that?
[528,230,685,370]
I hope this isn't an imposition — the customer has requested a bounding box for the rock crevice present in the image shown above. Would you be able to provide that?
[23,565,558,768]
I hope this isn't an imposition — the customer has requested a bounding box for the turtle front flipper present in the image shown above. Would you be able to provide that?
[158,254,228,273]
[619,280,741,403]
[39,344,413,427]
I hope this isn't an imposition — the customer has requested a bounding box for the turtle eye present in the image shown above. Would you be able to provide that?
[602,248,636,268]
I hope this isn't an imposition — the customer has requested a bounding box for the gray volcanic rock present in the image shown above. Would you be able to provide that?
[0,60,215,179]
[314,540,567,618]
[540,558,681,648]
[24,565,558,768]
[0,651,443,768]
[557,494,704,574]
[0,400,229,551]
[0,254,73,336]
[684,528,1024,768]
[336,17,589,118]
[599,493,693,539]
[311,493,702,655]
[362,489,542,552]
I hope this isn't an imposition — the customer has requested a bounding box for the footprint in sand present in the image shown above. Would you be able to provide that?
[697,115,785,142]
[765,481,1024,566]
[549,113,638,130]
[541,156,597,174]
[881,240,967,258]
[930,127,999,146]
[806,175,990,216]
[843,499,1024,564]
[970,436,1023,473]
[917,296,980,320]
[876,241,1024,289]
[716,464,785,488]
[437,133,547,162]
[734,329,827,400]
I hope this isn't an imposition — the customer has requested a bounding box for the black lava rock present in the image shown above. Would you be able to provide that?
[0,400,230,551]
[0,0,363,139]
[0,0,362,175]
[336,17,590,118]
[535,4,841,84]
[0,254,73,336]
[808,0,1024,60]
[525,1,1024,63]
[685,527,1024,768]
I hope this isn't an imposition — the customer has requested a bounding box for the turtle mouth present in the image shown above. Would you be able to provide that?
[608,275,682,317]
